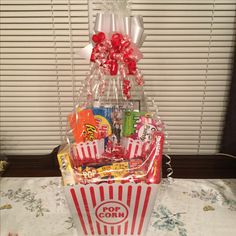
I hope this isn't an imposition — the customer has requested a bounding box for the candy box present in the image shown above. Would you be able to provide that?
[57,145,76,186]
[64,183,158,236]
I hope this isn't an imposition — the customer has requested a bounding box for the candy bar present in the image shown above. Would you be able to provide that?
[74,158,147,184]
[93,107,112,138]
[123,111,151,136]
[68,109,100,143]
[146,132,164,184]
[57,145,76,186]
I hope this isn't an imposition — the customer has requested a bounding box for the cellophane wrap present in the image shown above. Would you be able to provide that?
[57,3,165,235]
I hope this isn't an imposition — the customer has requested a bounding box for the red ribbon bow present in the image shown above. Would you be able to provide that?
[90,32,143,99]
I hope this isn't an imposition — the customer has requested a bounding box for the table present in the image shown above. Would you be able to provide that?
[1,177,236,236]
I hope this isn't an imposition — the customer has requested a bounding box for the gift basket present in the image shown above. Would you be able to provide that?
[57,2,166,235]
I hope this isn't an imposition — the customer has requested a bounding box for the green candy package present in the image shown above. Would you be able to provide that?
[123,111,151,136]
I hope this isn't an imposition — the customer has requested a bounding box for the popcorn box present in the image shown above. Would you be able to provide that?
[65,183,158,236]
[71,139,105,163]
[122,138,143,159]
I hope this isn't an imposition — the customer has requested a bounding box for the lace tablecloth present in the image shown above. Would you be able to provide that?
[1,177,236,236]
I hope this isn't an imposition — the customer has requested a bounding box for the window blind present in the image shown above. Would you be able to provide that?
[0,0,235,155]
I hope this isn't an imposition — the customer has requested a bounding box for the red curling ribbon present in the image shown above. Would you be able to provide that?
[90,31,143,99]
[135,69,144,86]
[123,79,131,99]
[125,48,133,55]
[127,60,137,75]
[110,61,118,75]
[109,49,115,60]
[119,64,127,80]
[111,33,123,49]
[123,53,131,63]
[121,40,131,50]
[90,51,95,62]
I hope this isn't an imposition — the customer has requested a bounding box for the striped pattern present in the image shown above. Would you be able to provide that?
[65,184,158,236]
[124,138,143,159]
[71,139,105,164]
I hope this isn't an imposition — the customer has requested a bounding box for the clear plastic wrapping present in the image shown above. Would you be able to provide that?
[58,86,164,185]
[57,10,165,186]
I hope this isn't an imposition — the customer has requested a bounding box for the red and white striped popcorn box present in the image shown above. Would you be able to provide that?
[122,138,142,159]
[71,139,105,163]
[65,183,158,236]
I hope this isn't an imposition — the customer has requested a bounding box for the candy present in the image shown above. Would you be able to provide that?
[123,111,151,137]
[75,158,147,184]
[65,107,164,186]
[93,107,112,138]
[146,132,164,184]
[133,116,158,142]
[57,145,76,186]
[68,109,100,143]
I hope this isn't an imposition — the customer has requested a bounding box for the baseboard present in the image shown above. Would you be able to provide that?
[2,147,236,178]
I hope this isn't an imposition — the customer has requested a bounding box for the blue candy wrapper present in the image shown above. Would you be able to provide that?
[93,106,123,145]
[93,107,112,139]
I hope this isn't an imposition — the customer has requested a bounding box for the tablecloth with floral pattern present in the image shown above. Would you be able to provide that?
[1,177,236,236]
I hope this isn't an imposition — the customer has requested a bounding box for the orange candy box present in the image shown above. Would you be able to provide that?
[68,109,100,143]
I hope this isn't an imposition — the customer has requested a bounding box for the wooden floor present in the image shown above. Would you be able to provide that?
[2,146,236,178]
